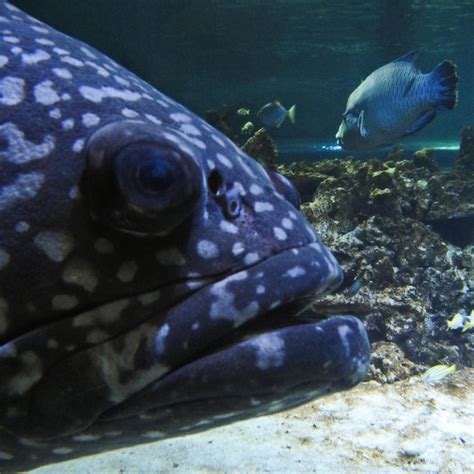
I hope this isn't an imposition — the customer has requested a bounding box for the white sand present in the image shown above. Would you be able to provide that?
[33,369,474,473]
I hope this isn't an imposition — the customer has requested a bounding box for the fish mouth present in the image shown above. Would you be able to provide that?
[12,243,370,443]
[93,243,370,436]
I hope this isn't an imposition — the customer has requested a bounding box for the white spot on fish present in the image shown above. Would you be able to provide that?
[0,76,24,105]
[255,201,274,212]
[145,113,162,125]
[34,80,60,105]
[30,25,49,34]
[248,333,285,369]
[52,447,73,455]
[121,107,139,118]
[116,260,138,282]
[338,325,352,356]
[0,122,55,163]
[137,290,161,305]
[0,55,8,68]
[284,266,306,278]
[68,185,80,200]
[63,260,98,292]
[273,227,287,240]
[250,184,263,195]
[35,37,55,46]
[142,431,165,439]
[48,107,61,119]
[211,134,225,147]
[81,113,100,127]
[232,242,245,256]
[73,434,101,442]
[154,324,170,354]
[180,123,201,136]
[256,285,265,294]
[53,47,69,55]
[0,451,13,461]
[60,55,84,67]
[22,49,50,64]
[11,46,22,55]
[170,112,192,123]
[62,118,74,130]
[80,46,97,59]
[72,138,85,152]
[85,60,109,77]
[79,85,141,103]
[52,294,79,311]
[34,231,74,263]
[244,252,259,265]
[0,172,45,211]
[216,153,233,168]
[2,35,19,43]
[197,240,219,259]
[115,75,130,87]
[220,221,238,234]
[282,217,294,230]
[6,350,43,396]
[52,67,72,79]
[15,221,29,233]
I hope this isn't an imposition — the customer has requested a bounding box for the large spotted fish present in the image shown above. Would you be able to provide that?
[0,1,370,470]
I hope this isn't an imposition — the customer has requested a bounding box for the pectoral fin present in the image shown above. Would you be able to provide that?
[357,110,369,138]
[403,110,436,137]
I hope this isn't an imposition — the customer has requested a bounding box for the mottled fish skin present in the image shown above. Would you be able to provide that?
[0,2,369,470]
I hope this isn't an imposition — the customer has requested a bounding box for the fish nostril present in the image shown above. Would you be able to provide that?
[207,169,224,196]
[226,197,241,219]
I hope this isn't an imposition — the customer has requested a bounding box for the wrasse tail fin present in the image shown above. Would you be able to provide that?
[431,60,458,111]
[287,104,296,125]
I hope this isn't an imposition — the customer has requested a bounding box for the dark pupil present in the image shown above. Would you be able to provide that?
[137,159,174,193]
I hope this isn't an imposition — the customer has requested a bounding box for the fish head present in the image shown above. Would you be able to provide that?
[0,2,370,469]
[335,109,371,151]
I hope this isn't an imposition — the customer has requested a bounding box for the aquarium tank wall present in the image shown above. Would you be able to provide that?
[13,0,474,159]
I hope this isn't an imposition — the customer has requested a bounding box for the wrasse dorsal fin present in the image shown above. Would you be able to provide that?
[402,109,436,137]
[392,48,422,64]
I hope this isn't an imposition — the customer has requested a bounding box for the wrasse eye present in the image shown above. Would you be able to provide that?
[83,121,202,237]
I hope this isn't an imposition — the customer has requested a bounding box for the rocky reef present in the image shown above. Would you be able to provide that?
[275,131,474,380]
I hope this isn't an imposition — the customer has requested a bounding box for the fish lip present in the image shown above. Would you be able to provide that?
[174,240,343,355]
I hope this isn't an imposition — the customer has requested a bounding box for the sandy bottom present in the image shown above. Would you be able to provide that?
[33,369,474,474]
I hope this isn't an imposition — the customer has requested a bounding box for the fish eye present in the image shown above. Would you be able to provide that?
[134,152,175,195]
[83,121,202,237]
[117,143,181,197]
[267,170,301,210]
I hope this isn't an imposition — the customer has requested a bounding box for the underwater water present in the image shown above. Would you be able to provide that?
[2,0,473,472]
[13,0,474,160]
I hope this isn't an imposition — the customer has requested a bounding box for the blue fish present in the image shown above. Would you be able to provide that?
[335,50,458,151]
[0,2,370,470]
[257,100,296,128]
